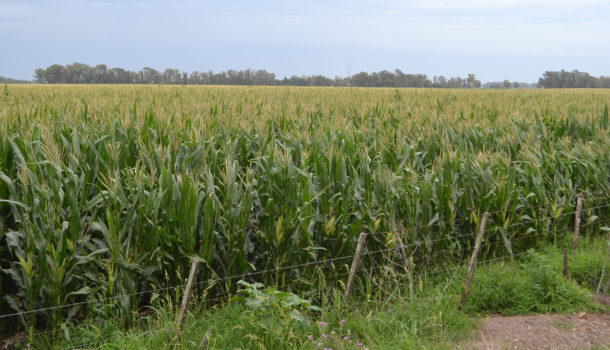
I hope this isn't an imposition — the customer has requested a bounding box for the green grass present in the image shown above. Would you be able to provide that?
[31,237,607,350]
[459,252,599,315]
[554,237,610,289]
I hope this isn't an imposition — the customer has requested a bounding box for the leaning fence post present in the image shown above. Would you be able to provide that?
[177,259,200,332]
[344,232,367,302]
[460,212,489,310]
[572,193,583,253]
[597,261,607,294]
[598,233,610,294]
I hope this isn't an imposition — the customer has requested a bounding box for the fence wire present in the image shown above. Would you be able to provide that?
[1,198,608,347]
[3,200,609,320]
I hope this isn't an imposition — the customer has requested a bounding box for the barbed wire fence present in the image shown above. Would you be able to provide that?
[0,195,608,348]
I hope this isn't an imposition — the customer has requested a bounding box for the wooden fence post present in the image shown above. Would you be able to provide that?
[199,326,213,348]
[598,233,610,294]
[572,193,583,253]
[563,248,569,278]
[408,256,414,300]
[460,212,489,309]
[177,259,200,332]
[344,232,367,302]
[597,261,607,294]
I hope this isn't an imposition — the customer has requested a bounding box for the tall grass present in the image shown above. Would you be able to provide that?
[0,85,609,337]
[48,238,609,350]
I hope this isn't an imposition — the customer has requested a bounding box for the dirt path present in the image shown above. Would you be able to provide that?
[459,295,610,350]
[459,310,610,350]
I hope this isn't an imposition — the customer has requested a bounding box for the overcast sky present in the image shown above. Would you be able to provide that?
[1,0,609,82]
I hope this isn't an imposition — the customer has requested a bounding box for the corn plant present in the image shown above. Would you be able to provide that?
[0,85,608,340]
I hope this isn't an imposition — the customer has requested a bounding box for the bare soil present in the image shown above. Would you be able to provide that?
[460,310,610,350]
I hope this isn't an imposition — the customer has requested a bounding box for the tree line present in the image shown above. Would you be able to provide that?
[1,76,30,84]
[482,81,537,89]
[33,63,482,88]
[30,63,610,88]
[537,70,610,88]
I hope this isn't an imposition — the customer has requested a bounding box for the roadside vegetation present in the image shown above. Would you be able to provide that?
[44,236,609,349]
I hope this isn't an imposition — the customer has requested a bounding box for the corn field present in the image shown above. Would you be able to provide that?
[0,85,609,336]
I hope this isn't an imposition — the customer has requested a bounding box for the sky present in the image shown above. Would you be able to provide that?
[1,0,609,82]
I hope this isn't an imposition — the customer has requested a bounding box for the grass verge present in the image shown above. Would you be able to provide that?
[29,237,610,349]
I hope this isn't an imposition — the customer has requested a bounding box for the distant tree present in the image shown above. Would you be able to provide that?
[162,68,181,84]
[45,64,67,83]
[65,62,92,83]
[141,67,162,84]
[34,68,46,83]
[377,70,395,87]
[435,75,447,87]
[351,72,370,87]
[108,67,134,83]
[255,70,277,85]
[467,74,481,88]
[311,75,333,86]
[445,77,464,88]
[189,71,200,84]
[93,64,108,83]
[536,69,605,88]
